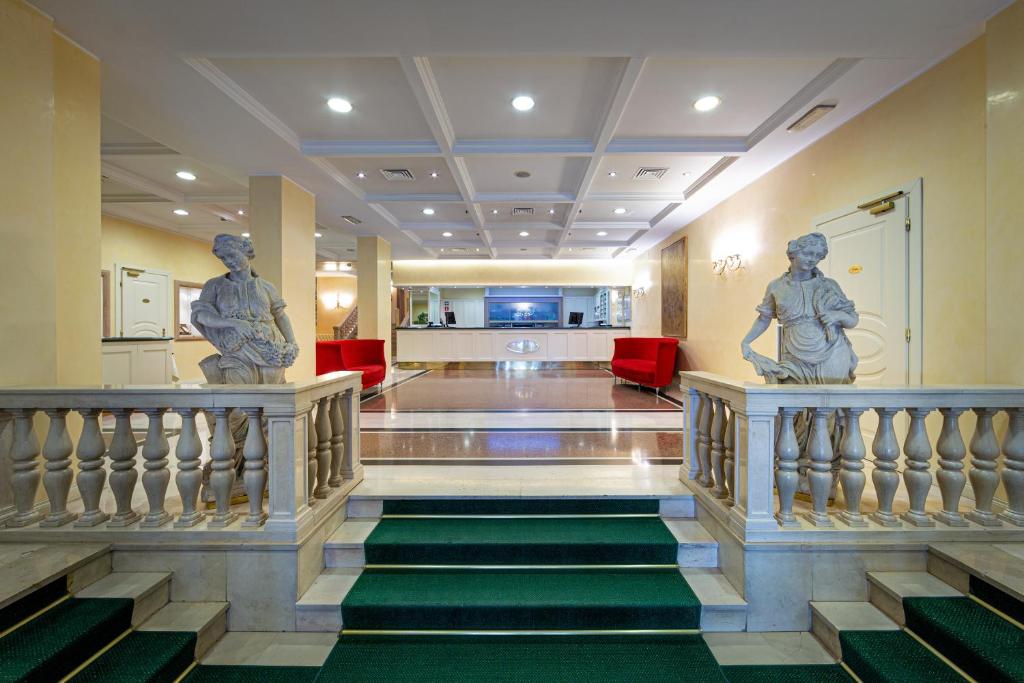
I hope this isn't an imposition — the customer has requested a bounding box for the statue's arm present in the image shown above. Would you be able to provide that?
[190,282,245,332]
[273,308,297,346]
[740,314,772,360]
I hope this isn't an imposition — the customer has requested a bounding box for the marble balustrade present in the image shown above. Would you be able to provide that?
[680,371,1024,537]
[0,371,363,537]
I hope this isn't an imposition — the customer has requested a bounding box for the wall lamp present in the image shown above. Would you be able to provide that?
[632,286,648,299]
[712,254,742,275]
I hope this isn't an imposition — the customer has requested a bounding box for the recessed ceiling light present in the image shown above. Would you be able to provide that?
[237,209,245,216]
[694,95,721,112]
[519,231,530,237]
[613,207,627,215]
[492,209,499,215]
[356,171,366,179]
[511,95,535,111]
[548,208,555,214]
[430,170,439,178]
[681,171,692,177]
[175,170,196,181]
[173,209,189,216]
[607,171,617,177]
[422,208,435,215]
[315,232,323,238]
[597,231,608,236]
[327,97,353,113]
[241,232,250,238]
[442,231,453,237]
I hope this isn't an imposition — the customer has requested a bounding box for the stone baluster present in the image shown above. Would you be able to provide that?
[241,408,268,527]
[690,392,706,483]
[107,409,141,527]
[1000,408,1024,526]
[775,407,800,528]
[869,408,902,527]
[7,409,43,527]
[140,409,172,528]
[901,408,935,527]
[208,407,238,527]
[966,408,1003,526]
[934,408,969,527]
[306,404,318,505]
[173,408,205,528]
[328,394,344,487]
[710,397,728,499]
[74,409,109,527]
[341,388,364,481]
[39,409,76,527]
[697,394,714,488]
[314,396,332,499]
[723,407,735,507]
[836,408,867,527]
[804,409,835,527]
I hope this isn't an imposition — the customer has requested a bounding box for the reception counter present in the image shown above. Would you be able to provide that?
[396,327,631,362]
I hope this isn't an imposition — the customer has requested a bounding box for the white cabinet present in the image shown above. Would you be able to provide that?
[101,339,174,385]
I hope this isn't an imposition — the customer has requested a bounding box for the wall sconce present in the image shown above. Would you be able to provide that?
[632,287,647,299]
[712,254,742,275]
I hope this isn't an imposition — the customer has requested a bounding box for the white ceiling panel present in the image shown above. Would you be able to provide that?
[565,228,642,242]
[617,58,834,138]
[479,203,568,225]
[431,57,628,139]
[104,156,246,196]
[112,202,229,229]
[210,57,434,140]
[561,247,621,258]
[101,177,156,199]
[591,155,722,194]
[327,157,459,194]
[577,200,673,223]
[101,116,159,145]
[465,156,588,195]
[379,202,472,224]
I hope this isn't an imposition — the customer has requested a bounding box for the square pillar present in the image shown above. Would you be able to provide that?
[356,236,393,381]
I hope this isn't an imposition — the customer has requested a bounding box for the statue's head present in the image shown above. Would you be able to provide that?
[786,232,828,273]
[212,233,255,273]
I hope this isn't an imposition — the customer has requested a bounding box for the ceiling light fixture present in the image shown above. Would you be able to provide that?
[327,97,353,113]
[314,232,323,238]
[519,231,530,237]
[323,262,338,271]
[613,207,627,215]
[237,209,245,216]
[511,95,535,111]
[492,209,499,215]
[422,208,435,215]
[429,170,439,178]
[607,171,617,177]
[173,209,189,216]
[442,231,453,237]
[694,95,721,112]
[356,171,366,179]
[548,208,555,214]
[597,231,608,236]
[241,232,250,238]
[175,170,196,181]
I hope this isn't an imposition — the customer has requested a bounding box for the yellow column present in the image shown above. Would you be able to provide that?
[248,175,317,381]
[357,236,393,380]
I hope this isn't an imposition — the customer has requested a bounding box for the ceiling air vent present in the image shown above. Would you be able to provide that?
[512,207,534,216]
[787,104,836,132]
[380,168,415,181]
[341,215,362,225]
[634,167,669,180]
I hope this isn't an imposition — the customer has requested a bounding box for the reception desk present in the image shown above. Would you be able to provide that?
[396,327,630,362]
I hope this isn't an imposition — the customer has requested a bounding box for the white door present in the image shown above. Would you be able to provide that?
[118,266,170,337]
[813,182,922,387]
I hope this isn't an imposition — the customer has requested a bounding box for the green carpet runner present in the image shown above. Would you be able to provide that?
[0,577,68,635]
[0,597,133,682]
[721,664,853,682]
[184,664,320,682]
[970,574,1024,624]
[71,630,196,683]
[838,630,963,683]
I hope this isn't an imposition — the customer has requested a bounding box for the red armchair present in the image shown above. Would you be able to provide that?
[611,337,679,391]
[316,339,387,391]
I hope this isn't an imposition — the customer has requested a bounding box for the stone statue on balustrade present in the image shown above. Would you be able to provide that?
[740,232,859,496]
[191,234,299,502]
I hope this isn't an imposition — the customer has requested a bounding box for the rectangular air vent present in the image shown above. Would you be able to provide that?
[512,207,534,216]
[787,104,836,132]
[380,168,415,181]
[634,167,669,180]
[341,215,362,225]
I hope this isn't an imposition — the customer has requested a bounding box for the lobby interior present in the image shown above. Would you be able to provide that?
[2,0,1024,680]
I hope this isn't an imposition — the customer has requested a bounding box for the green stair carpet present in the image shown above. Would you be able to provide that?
[364,517,679,565]
[0,577,67,635]
[838,630,963,683]
[71,630,196,683]
[0,597,133,682]
[903,596,1024,683]
[381,498,660,516]
[315,634,726,682]
[184,665,320,682]
[721,664,853,683]
[970,574,1024,625]
[341,567,701,630]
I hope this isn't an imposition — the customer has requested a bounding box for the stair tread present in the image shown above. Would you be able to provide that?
[867,571,962,600]
[0,542,109,610]
[929,542,1024,603]
[325,520,378,548]
[75,571,171,601]
[680,569,746,608]
[811,601,899,631]
[662,519,716,545]
[379,497,664,516]
[839,630,963,683]
[70,630,196,682]
[138,601,228,632]
[297,570,361,608]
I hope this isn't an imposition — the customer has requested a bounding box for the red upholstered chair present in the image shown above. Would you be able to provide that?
[611,337,679,391]
[315,339,387,391]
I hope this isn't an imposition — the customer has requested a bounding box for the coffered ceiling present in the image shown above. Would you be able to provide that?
[42,0,1008,261]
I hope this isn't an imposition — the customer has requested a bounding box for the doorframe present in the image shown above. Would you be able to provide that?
[811,178,923,385]
[113,263,172,338]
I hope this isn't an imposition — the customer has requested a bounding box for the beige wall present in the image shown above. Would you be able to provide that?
[357,236,393,376]
[101,215,224,382]
[394,259,634,287]
[316,275,358,335]
[633,38,989,384]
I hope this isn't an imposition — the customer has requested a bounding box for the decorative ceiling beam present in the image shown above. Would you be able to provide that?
[185,193,249,204]
[300,140,441,157]
[560,240,630,248]
[364,193,465,203]
[101,142,178,156]
[474,192,576,203]
[100,194,165,204]
[452,139,594,156]
[399,222,478,232]
[605,137,748,154]
[101,161,184,203]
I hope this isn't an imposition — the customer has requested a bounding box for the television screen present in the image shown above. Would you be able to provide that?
[444,311,456,325]
[568,311,584,325]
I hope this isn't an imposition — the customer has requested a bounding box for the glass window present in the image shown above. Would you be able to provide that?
[175,281,204,339]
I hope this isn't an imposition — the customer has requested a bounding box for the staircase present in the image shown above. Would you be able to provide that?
[333,307,358,340]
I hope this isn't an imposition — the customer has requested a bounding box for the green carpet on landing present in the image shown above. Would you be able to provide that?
[315,634,727,682]
[838,630,962,683]
[0,577,67,635]
[364,517,679,565]
[381,498,661,516]
[71,630,196,683]
[341,567,701,630]
[970,574,1024,625]
[721,664,853,682]
[184,664,320,682]
[903,596,1024,683]
[0,597,133,682]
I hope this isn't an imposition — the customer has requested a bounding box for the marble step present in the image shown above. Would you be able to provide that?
[927,542,1024,604]
[346,495,696,519]
[75,571,171,626]
[810,601,899,659]
[867,571,962,625]
[0,542,111,610]
[704,632,837,666]
[324,517,717,568]
[680,568,747,632]
[295,569,361,632]
[138,601,229,659]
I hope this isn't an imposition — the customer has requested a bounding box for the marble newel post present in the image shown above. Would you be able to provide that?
[727,407,778,534]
